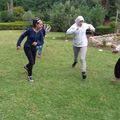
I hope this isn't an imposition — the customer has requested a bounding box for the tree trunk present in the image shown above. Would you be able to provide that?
[7,0,13,14]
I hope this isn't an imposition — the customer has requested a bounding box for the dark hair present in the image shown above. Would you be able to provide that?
[86,28,94,35]
[33,17,40,27]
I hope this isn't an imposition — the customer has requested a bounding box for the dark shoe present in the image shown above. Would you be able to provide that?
[28,76,34,82]
[82,72,87,80]
[72,61,77,67]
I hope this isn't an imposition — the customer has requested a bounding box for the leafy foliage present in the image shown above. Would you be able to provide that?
[13,6,25,20]
[50,1,106,31]
[0,0,118,32]
[0,11,15,22]
[116,0,120,11]
[22,11,35,23]
[50,1,78,32]
[0,0,118,21]
[0,0,8,11]
[89,4,106,26]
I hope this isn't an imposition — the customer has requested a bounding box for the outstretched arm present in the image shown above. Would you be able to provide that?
[16,30,29,48]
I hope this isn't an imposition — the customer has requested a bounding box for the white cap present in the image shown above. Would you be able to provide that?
[75,16,84,24]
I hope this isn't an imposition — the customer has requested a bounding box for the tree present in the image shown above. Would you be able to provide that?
[0,10,15,22]
[0,0,8,11]
[50,0,106,31]
[78,4,106,26]
[116,0,120,11]
[108,0,116,16]
[34,0,55,21]
[50,1,79,32]
[22,10,35,23]
[13,6,25,20]
[7,0,13,14]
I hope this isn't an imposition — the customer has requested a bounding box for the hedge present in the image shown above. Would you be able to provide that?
[96,22,116,35]
[0,21,51,30]
[0,21,30,30]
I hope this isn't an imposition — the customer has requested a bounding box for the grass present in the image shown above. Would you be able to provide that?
[0,30,120,120]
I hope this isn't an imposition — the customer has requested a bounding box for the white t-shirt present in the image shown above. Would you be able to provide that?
[66,23,95,47]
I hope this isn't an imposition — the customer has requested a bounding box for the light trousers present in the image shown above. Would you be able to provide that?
[73,46,87,72]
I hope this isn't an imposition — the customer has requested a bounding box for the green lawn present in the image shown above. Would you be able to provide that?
[0,30,120,120]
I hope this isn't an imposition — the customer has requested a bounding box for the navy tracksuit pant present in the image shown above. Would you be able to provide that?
[24,46,37,76]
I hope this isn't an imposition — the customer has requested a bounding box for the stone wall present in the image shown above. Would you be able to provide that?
[88,33,120,47]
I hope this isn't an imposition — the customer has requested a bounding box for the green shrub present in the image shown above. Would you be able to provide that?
[0,11,15,22]
[110,21,116,30]
[96,22,116,35]
[110,16,116,22]
[22,11,35,23]
[13,6,25,20]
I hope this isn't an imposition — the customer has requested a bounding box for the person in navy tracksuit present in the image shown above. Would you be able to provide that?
[16,18,44,81]
[36,25,46,58]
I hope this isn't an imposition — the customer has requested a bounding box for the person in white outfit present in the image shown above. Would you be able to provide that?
[66,16,95,80]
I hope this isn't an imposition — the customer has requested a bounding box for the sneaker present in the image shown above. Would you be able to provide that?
[82,72,87,80]
[111,77,119,84]
[24,65,28,72]
[72,61,77,68]
[28,76,34,82]
[37,54,41,58]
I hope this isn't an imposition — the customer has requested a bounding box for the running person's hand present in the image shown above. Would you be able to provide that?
[32,42,37,46]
